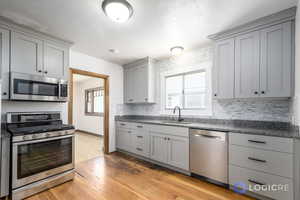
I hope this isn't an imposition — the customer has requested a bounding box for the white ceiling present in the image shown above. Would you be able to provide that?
[0,0,297,65]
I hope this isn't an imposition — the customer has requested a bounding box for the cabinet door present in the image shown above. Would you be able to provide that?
[167,135,189,170]
[11,32,43,75]
[124,67,135,103]
[0,28,9,99]
[235,31,260,98]
[44,42,68,79]
[213,38,235,99]
[260,22,292,97]
[135,64,148,103]
[149,132,168,164]
[116,128,132,152]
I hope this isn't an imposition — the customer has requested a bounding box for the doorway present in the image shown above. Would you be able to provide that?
[68,68,109,163]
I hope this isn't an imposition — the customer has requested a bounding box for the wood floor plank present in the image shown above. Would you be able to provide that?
[26,152,254,200]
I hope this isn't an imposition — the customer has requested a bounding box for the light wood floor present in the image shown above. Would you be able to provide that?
[26,152,254,200]
[75,131,103,163]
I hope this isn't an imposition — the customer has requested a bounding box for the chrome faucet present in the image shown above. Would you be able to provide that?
[173,106,184,122]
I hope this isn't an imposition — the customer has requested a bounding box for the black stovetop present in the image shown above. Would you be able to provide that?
[6,120,75,136]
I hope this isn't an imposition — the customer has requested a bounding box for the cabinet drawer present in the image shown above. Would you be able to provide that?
[148,125,188,137]
[229,145,293,178]
[229,133,293,153]
[116,121,135,129]
[132,132,149,157]
[229,165,293,200]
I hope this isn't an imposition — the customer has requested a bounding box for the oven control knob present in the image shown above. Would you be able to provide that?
[46,133,50,137]
[32,134,37,139]
[22,136,28,141]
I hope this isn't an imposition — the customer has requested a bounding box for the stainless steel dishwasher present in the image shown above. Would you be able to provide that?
[190,129,228,186]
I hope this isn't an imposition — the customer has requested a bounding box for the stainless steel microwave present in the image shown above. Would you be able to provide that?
[10,72,68,102]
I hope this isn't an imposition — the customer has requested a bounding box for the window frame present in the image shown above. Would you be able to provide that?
[85,87,104,116]
[160,62,212,116]
[165,70,207,110]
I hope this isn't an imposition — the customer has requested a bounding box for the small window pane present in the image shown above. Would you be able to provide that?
[184,93,206,109]
[165,75,183,108]
[184,72,206,93]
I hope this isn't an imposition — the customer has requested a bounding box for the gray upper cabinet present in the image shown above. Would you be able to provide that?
[213,38,235,99]
[44,41,69,79]
[10,31,70,80]
[209,8,295,99]
[11,32,43,76]
[123,57,155,104]
[235,31,260,98]
[260,22,292,98]
[0,27,9,99]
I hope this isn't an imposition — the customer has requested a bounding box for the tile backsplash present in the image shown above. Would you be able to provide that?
[120,46,291,123]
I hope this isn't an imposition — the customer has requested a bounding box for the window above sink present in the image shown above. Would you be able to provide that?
[160,62,212,116]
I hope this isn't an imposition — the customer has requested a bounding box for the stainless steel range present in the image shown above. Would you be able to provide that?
[6,112,75,200]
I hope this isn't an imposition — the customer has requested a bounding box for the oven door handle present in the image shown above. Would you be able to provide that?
[13,134,74,146]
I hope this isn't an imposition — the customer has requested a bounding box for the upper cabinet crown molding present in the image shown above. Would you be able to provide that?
[208,6,296,41]
[0,16,73,48]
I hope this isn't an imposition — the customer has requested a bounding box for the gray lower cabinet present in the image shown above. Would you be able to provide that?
[0,27,10,99]
[229,133,295,200]
[116,122,189,171]
[149,132,168,164]
[116,128,132,152]
[149,131,189,171]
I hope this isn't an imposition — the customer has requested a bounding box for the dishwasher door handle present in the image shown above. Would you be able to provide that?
[198,134,220,139]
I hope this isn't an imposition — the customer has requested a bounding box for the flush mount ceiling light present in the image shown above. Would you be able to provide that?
[170,46,184,56]
[101,0,133,23]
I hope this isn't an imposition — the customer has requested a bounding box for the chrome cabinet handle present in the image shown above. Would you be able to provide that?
[248,157,267,163]
[248,179,266,186]
[248,140,266,144]
[137,136,143,138]
[136,148,143,151]
[137,125,143,128]
[120,123,126,126]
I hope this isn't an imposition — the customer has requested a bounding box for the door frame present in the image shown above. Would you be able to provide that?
[68,68,110,154]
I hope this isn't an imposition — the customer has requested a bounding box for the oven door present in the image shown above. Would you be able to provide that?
[12,135,74,189]
[10,72,62,101]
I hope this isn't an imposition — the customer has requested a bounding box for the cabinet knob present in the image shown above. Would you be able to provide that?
[44,71,48,74]
[38,70,42,73]
[214,94,217,97]
[145,98,148,102]
[254,91,258,95]
[261,91,265,94]
[3,92,7,95]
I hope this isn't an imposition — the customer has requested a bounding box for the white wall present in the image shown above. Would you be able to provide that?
[70,50,123,152]
[73,76,104,135]
[293,4,300,125]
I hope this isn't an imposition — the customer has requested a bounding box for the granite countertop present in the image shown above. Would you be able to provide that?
[115,116,300,139]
